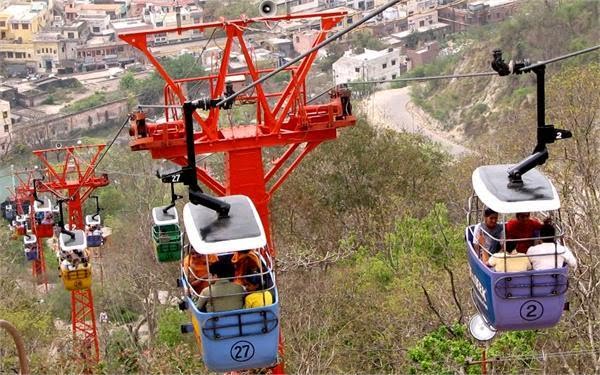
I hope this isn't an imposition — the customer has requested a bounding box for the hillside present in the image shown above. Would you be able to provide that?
[407,0,599,140]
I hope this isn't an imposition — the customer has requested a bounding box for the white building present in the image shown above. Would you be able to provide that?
[0,99,12,152]
[332,47,402,85]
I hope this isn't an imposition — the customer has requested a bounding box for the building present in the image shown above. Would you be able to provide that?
[65,2,127,22]
[405,40,439,69]
[438,0,519,33]
[142,3,203,44]
[332,47,402,85]
[0,2,52,75]
[0,99,12,152]
[33,32,67,72]
[292,29,319,54]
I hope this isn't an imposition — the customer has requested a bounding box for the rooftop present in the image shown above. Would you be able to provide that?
[391,22,448,39]
[343,48,397,61]
[1,3,47,22]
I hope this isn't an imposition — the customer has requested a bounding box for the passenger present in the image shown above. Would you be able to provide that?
[488,241,532,272]
[198,260,245,312]
[473,208,503,263]
[526,224,577,270]
[505,212,545,253]
[232,250,262,290]
[41,212,53,225]
[245,274,273,309]
[183,251,218,292]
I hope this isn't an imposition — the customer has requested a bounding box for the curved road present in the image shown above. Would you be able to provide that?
[364,87,470,156]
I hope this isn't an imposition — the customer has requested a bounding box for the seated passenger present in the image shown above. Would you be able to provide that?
[41,212,53,225]
[183,252,218,293]
[473,208,503,263]
[488,241,531,272]
[526,224,577,270]
[245,275,273,309]
[232,250,262,290]
[198,260,245,312]
[506,212,545,253]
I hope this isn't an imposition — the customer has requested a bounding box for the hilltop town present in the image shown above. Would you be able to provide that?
[0,0,518,154]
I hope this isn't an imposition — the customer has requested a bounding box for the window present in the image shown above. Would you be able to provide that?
[382,63,387,69]
[7,52,13,58]
[419,20,425,27]
[0,21,5,27]
[2,111,7,118]
[92,26,100,33]
[68,32,74,38]
[391,59,396,65]
[391,74,397,79]
[22,23,29,30]
[347,17,353,24]
[11,23,18,29]
[15,52,23,59]
[3,125,8,132]
[182,15,186,21]
[355,67,360,73]
[27,53,30,58]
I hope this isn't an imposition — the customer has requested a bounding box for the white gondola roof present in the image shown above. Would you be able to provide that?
[59,230,87,251]
[34,198,53,212]
[473,164,560,214]
[85,214,101,226]
[152,205,178,226]
[183,195,266,255]
[23,234,37,245]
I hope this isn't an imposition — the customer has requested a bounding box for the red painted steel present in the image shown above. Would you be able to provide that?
[119,12,357,372]
[31,144,110,365]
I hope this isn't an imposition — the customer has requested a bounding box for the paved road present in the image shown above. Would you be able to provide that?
[364,87,470,156]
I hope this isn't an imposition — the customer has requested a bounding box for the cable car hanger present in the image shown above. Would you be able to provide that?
[89,195,102,223]
[56,199,76,241]
[32,178,45,207]
[490,49,578,188]
[155,103,231,219]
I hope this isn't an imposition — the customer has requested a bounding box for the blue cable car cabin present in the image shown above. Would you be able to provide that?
[151,205,182,262]
[180,195,279,373]
[466,165,572,332]
[85,213,104,247]
[24,234,39,261]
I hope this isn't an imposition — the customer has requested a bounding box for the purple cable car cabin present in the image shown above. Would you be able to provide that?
[466,165,569,331]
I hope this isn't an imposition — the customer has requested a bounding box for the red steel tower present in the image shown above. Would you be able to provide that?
[120,11,356,372]
[33,144,109,365]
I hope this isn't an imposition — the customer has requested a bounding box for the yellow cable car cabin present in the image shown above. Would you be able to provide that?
[59,230,91,291]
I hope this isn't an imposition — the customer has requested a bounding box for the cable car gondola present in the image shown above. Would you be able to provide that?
[33,197,55,238]
[23,234,39,261]
[85,196,104,247]
[15,214,28,236]
[466,165,572,337]
[179,195,279,373]
[58,229,91,291]
[151,205,182,262]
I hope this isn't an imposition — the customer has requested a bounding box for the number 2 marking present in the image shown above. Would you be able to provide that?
[520,300,544,321]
